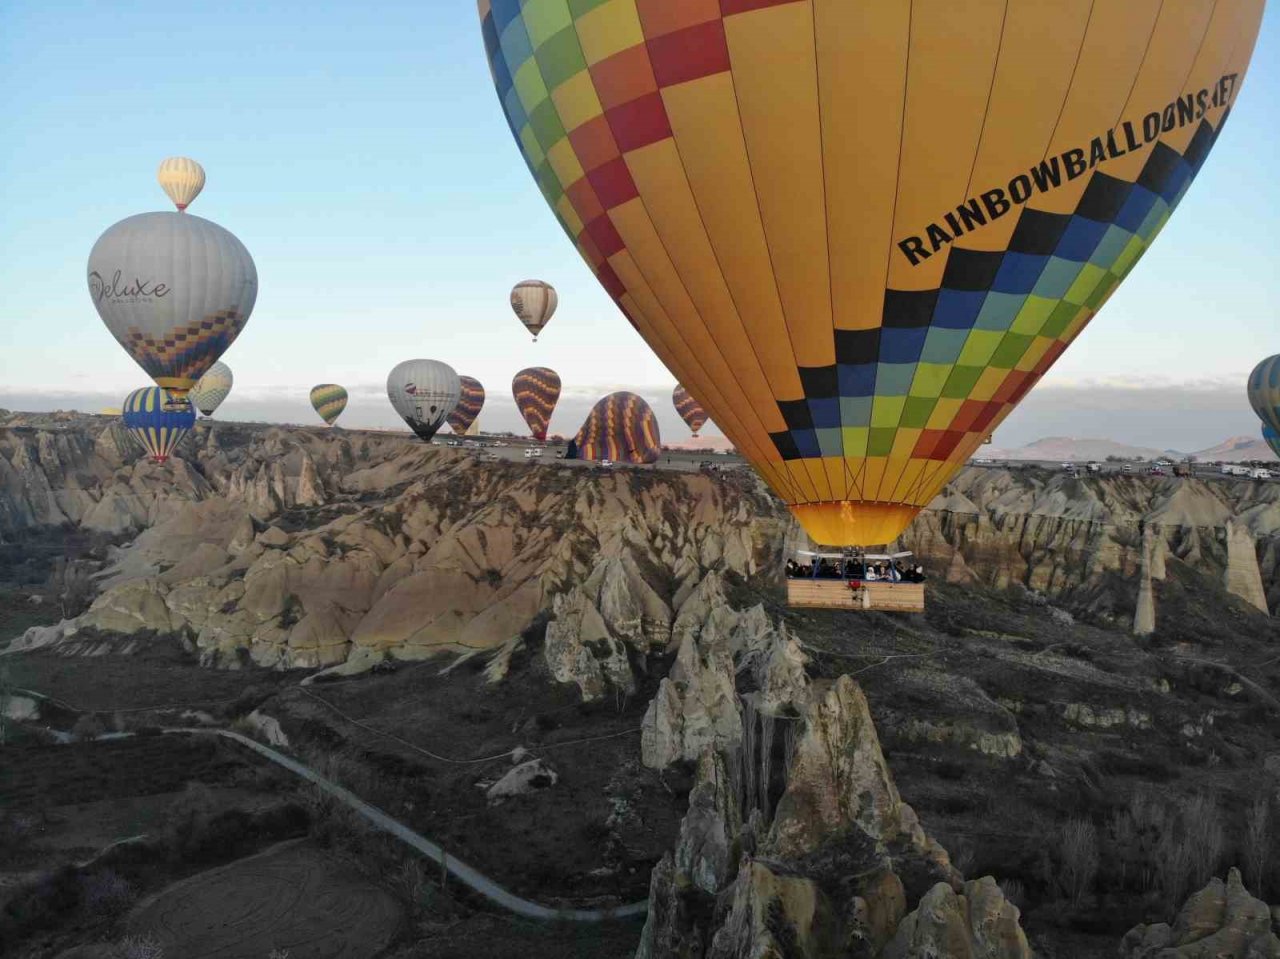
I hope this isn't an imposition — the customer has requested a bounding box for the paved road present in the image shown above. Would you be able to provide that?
[174,728,649,923]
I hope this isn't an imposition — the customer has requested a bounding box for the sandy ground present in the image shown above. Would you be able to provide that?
[128,839,402,959]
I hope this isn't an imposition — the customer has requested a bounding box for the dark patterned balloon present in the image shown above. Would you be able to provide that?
[512,367,561,442]
[673,385,708,437]
[1264,426,1280,460]
[122,387,195,463]
[572,392,661,465]
[448,376,486,435]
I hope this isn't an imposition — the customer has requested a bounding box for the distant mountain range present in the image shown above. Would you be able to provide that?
[986,435,1277,463]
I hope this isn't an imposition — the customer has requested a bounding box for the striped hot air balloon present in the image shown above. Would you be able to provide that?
[157,157,206,212]
[310,384,348,426]
[188,361,233,417]
[1263,426,1280,460]
[479,1,1265,547]
[511,280,558,341]
[673,385,708,437]
[448,376,486,435]
[512,367,561,442]
[122,387,195,463]
[1248,355,1280,436]
[572,392,661,465]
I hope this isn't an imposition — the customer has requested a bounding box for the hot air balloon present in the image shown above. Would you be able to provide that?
[511,280,558,341]
[448,376,486,435]
[157,157,206,212]
[571,392,661,465]
[310,384,348,426]
[387,360,460,442]
[122,387,195,463]
[188,361,233,417]
[88,210,257,407]
[673,385,708,438]
[1263,426,1280,460]
[1248,355,1280,435]
[480,1,1264,550]
[512,367,561,442]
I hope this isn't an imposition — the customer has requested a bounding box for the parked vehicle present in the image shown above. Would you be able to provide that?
[1087,462,1102,473]
[600,459,615,469]
[523,447,543,459]
[1252,468,1273,480]
[1122,464,1134,474]
[1148,465,1166,476]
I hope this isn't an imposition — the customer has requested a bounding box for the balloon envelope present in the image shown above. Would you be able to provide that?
[310,384,349,426]
[448,376,486,435]
[88,212,257,400]
[673,385,708,437]
[188,361,233,416]
[387,360,460,442]
[1264,426,1280,460]
[1248,355,1280,435]
[572,392,661,465]
[157,157,205,211]
[480,1,1264,545]
[122,387,195,463]
[512,367,561,442]
[511,280,558,340]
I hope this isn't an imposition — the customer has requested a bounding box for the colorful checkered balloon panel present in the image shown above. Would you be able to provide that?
[1263,426,1280,460]
[513,367,562,441]
[449,376,487,435]
[1248,355,1280,435]
[573,391,660,464]
[479,0,1264,545]
[310,384,349,426]
[122,387,195,463]
[673,384,708,437]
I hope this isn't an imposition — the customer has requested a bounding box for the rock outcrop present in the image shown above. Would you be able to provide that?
[881,878,1031,959]
[1122,868,1280,958]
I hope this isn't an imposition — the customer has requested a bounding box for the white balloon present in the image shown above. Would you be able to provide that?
[157,156,206,211]
[87,212,257,397]
[387,360,461,441]
[510,280,558,341]
[189,361,234,416]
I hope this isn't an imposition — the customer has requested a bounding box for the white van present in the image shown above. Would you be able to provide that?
[523,447,543,459]
[1252,468,1273,480]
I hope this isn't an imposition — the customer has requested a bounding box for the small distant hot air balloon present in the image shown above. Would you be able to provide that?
[387,360,460,442]
[448,376,486,435]
[673,385,708,438]
[571,392,661,465]
[511,280,557,341]
[157,157,206,212]
[1248,356,1280,436]
[310,384,348,426]
[480,3,1265,548]
[88,169,257,407]
[512,367,561,442]
[1263,425,1280,460]
[122,387,195,463]
[188,361,233,417]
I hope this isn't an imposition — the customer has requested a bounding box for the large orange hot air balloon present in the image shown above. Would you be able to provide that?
[571,392,661,465]
[479,1,1264,546]
[512,367,561,441]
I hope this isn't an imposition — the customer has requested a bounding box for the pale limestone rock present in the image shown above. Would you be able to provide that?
[79,579,174,635]
[244,709,289,747]
[257,525,290,549]
[706,860,827,959]
[296,452,326,506]
[1225,521,1270,614]
[674,750,739,895]
[1122,868,1280,958]
[486,758,558,801]
[286,604,352,668]
[641,630,740,769]
[544,586,633,702]
[881,877,1031,959]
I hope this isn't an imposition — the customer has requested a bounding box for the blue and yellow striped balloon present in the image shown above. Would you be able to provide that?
[122,387,195,463]
[1264,425,1280,460]
[1248,355,1280,436]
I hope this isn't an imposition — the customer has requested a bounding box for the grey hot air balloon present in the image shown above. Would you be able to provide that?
[387,360,461,442]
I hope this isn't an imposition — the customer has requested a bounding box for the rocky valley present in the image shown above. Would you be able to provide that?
[2,412,1280,959]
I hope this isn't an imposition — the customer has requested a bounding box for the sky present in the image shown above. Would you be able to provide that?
[1,2,1277,451]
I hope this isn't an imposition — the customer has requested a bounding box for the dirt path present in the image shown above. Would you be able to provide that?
[182,728,649,922]
[129,839,402,959]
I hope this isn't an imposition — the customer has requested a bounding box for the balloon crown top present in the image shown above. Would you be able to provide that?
[157,157,206,212]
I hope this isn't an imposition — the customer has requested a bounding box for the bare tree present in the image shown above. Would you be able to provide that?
[1183,793,1225,887]
[1058,817,1099,905]
[1244,797,1271,899]
[0,661,11,746]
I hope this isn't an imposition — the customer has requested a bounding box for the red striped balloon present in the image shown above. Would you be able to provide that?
[512,367,561,441]
[673,385,708,437]
[448,376,486,435]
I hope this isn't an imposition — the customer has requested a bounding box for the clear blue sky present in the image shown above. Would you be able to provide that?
[1,2,1277,448]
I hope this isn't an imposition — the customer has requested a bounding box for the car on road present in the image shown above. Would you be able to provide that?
[1087,462,1101,473]
[1122,464,1134,474]
[600,459,614,469]
[523,448,543,459]
[1252,468,1273,480]
[1148,465,1166,476]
